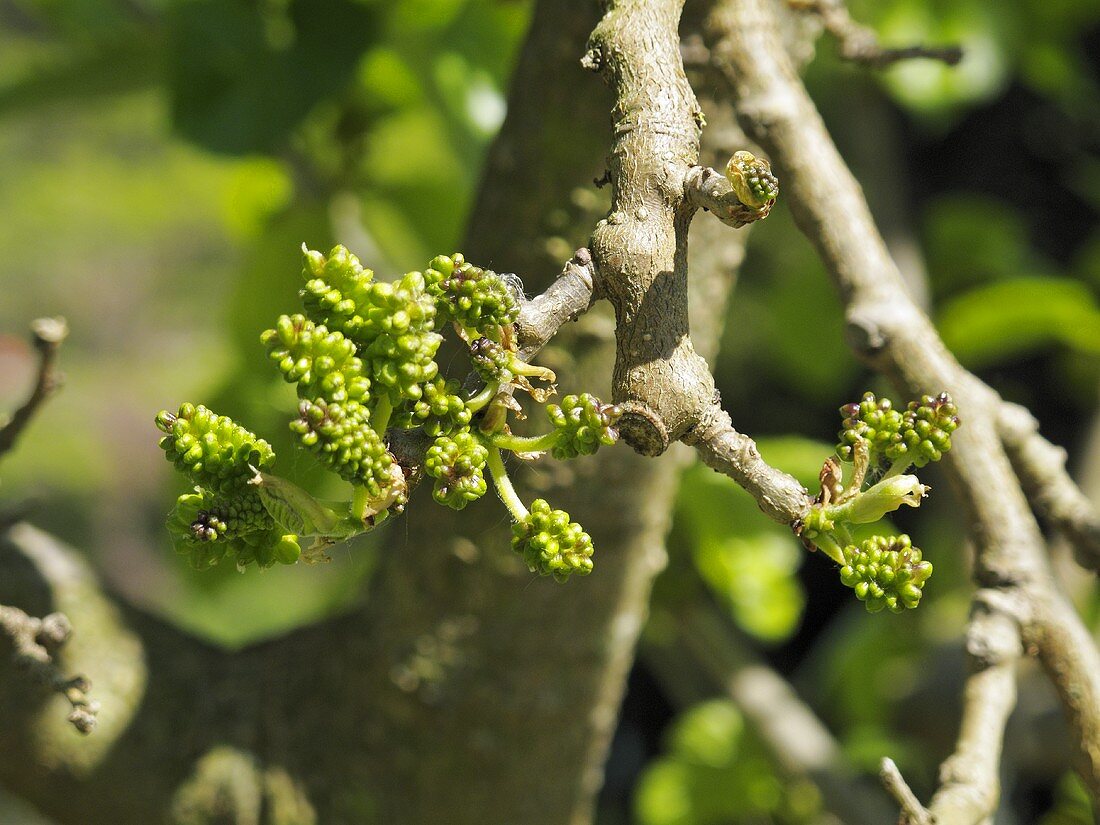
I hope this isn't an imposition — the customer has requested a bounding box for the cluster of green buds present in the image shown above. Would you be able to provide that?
[796,392,959,613]
[725,151,779,210]
[156,245,621,579]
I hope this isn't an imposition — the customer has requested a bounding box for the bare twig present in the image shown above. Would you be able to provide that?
[514,247,599,359]
[0,316,68,460]
[702,0,1100,817]
[999,402,1100,573]
[880,758,932,825]
[0,604,98,733]
[788,0,962,68]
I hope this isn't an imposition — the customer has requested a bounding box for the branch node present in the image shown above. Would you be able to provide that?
[617,400,670,457]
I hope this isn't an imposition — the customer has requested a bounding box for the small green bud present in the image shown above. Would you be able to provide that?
[725,151,779,208]
[393,377,472,438]
[425,253,519,341]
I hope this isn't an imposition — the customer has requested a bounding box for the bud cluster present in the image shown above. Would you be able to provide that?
[839,535,932,613]
[511,499,595,583]
[424,431,489,510]
[425,253,519,341]
[545,394,622,459]
[837,391,959,469]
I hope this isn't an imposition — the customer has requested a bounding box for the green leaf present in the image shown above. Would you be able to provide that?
[937,277,1100,367]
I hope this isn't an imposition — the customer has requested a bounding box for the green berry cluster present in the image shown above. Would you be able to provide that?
[261,315,371,403]
[156,404,274,494]
[158,244,619,579]
[837,392,960,468]
[795,391,960,614]
[511,499,595,582]
[545,394,622,459]
[392,377,472,438]
[424,431,489,510]
[839,535,932,613]
[426,253,519,341]
[290,398,396,499]
[725,150,779,209]
[156,405,301,569]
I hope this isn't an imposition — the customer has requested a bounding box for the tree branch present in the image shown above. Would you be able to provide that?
[0,317,67,460]
[787,0,962,68]
[999,402,1100,573]
[702,0,1100,818]
[0,604,97,733]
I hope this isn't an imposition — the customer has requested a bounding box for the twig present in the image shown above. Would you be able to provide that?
[998,402,1100,573]
[788,0,962,68]
[0,316,68,460]
[702,0,1100,817]
[880,758,932,825]
[0,604,98,733]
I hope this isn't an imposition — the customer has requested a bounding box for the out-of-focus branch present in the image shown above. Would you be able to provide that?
[645,603,897,825]
[999,402,1100,573]
[880,758,931,825]
[0,317,68,460]
[702,0,1100,819]
[0,605,97,733]
[787,0,962,68]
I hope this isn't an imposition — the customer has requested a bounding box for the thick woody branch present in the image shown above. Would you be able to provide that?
[788,0,962,68]
[704,0,1100,818]
[0,317,68,460]
[0,604,98,733]
[999,402,1100,572]
[514,247,599,359]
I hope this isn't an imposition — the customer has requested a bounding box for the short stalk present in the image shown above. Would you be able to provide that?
[465,381,500,413]
[491,430,560,454]
[371,396,394,433]
[881,459,913,481]
[487,446,529,522]
[351,485,373,522]
[812,531,847,566]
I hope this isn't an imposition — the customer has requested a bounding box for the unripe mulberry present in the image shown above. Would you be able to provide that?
[545,394,621,459]
[261,314,371,404]
[156,404,274,494]
[424,431,489,510]
[511,499,594,582]
[425,253,519,341]
[838,534,932,613]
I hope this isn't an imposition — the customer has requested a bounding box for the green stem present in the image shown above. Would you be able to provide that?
[491,430,560,454]
[351,485,372,522]
[508,354,555,382]
[371,396,394,433]
[465,381,500,413]
[881,459,913,481]
[487,446,529,522]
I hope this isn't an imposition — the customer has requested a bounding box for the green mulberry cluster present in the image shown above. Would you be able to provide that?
[156,403,274,494]
[260,315,371,404]
[424,431,488,510]
[511,499,595,582]
[545,394,622,459]
[156,405,301,569]
[725,150,779,209]
[290,398,396,497]
[158,243,620,581]
[839,535,932,613]
[837,391,959,468]
[393,377,472,438]
[425,253,519,341]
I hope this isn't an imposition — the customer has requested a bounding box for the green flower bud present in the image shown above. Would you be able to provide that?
[424,431,489,510]
[300,244,378,336]
[835,474,928,524]
[837,391,960,468]
[725,151,779,208]
[260,315,371,404]
[838,534,932,613]
[545,393,621,459]
[425,253,519,341]
[511,499,594,582]
[469,337,514,383]
[156,404,274,494]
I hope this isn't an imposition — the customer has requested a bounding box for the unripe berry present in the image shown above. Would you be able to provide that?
[545,394,621,459]
[511,499,595,582]
[260,315,371,404]
[426,253,519,341]
[156,404,274,494]
[290,398,397,499]
[424,431,489,510]
[393,377,472,437]
[838,534,932,613]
